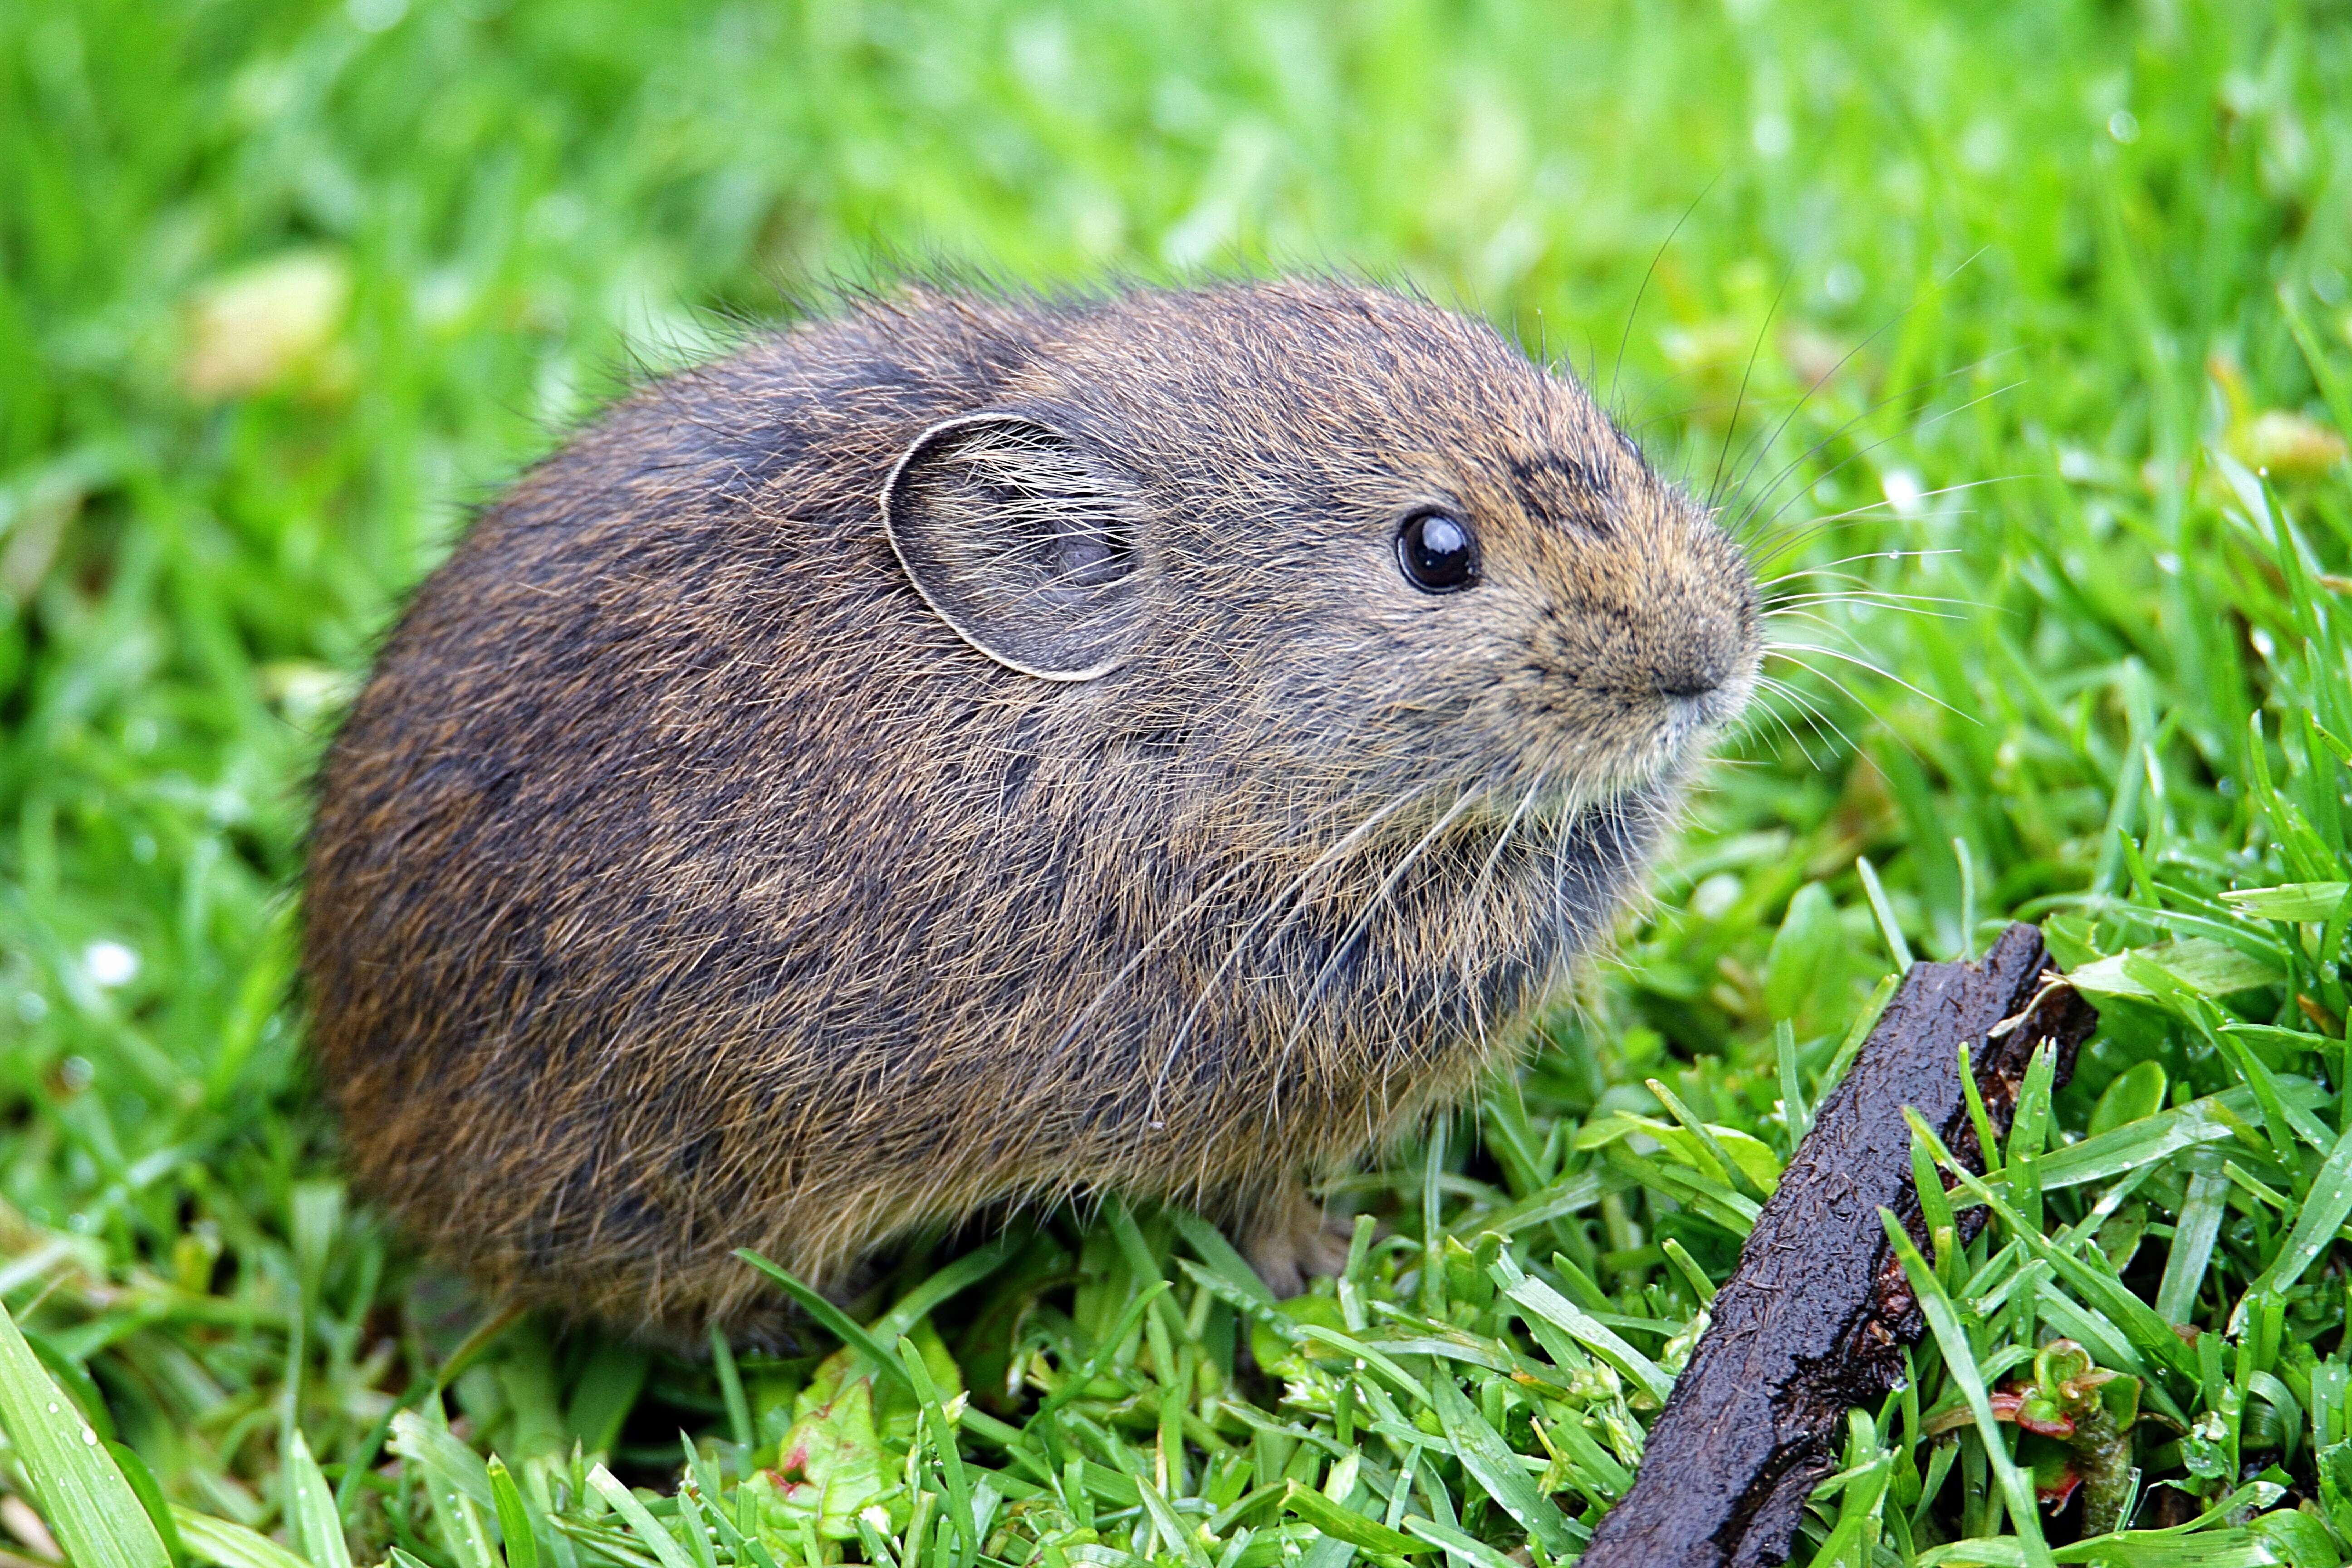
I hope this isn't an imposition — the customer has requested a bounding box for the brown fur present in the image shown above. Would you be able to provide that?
[302,279,1760,1341]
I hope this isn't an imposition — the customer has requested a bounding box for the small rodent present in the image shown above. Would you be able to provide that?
[303,279,1760,1341]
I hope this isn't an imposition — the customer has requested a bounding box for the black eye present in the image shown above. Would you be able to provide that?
[1397,511,1479,593]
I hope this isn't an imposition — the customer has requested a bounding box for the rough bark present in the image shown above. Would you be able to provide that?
[1578,922,2099,1568]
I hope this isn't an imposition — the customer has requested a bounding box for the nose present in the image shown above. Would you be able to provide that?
[1652,645,1730,701]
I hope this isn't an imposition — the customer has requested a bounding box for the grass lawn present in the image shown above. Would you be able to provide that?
[6,0,2352,1563]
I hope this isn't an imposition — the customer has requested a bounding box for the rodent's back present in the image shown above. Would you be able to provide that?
[304,282,1756,1336]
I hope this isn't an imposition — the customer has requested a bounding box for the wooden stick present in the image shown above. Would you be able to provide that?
[1578,922,2098,1568]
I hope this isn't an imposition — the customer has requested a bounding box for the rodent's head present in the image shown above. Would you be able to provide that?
[883,280,1759,839]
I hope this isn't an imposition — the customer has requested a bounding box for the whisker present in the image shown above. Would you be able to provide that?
[1764,584,1978,610]
[1756,487,2009,570]
[1769,611,1955,654]
[1765,598,1964,624]
[1757,654,1897,754]
[1766,640,1973,725]
[1715,248,2001,524]
[1427,772,1550,1067]
[1720,351,2021,554]
[1750,675,1848,759]
[1050,856,1257,1059]
[1748,475,2019,562]
[1718,343,2004,539]
[1267,786,1489,1117]
[1740,696,1823,768]
[1772,546,1962,577]
[1740,380,2028,566]
[1769,606,1971,675]
[1151,784,1436,1115]
[1611,176,1716,406]
[1710,265,1793,505]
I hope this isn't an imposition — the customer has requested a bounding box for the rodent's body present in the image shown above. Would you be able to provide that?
[304,281,1758,1339]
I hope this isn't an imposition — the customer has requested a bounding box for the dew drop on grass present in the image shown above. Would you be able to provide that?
[83,940,138,989]
[1882,469,1926,519]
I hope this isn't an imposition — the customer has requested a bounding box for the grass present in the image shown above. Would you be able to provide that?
[4,0,2352,1563]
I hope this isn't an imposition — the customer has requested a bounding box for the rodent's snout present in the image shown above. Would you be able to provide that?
[1563,518,1763,792]
[1652,641,1735,701]
[1481,490,1763,802]
[1648,601,1755,717]
[1597,589,1755,800]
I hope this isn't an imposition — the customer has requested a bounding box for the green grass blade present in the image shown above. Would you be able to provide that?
[2008,1086,2285,1194]
[1661,1237,1718,1306]
[104,1443,185,1568]
[1878,1210,2053,1568]
[1281,1482,1433,1556]
[1113,1446,1212,1568]
[1485,1172,1607,1237]
[24,1331,115,1444]
[897,1337,976,1568]
[2008,1043,2056,1234]
[1910,1111,2198,1381]
[1401,1514,1534,1568]
[1499,1276,1675,1405]
[586,1466,700,1568]
[1427,1374,1580,1558]
[387,1409,496,1507]
[488,1457,540,1568]
[2155,1158,2229,1323]
[283,1428,353,1568]
[707,1326,754,1453]
[871,1232,1024,1341]
[1645,1075,1760,1199]
[735,1248,916,1392]
[1030,1278,1172,1430]
[1857,856,1914,971]
[1171,1211,1279,1308]
[171,1509,312,1568]
[0,1295,170,1568]
[1421,1119,1449,1313]
[668,1459,717,1568]
[2244,1119,2352,1304]
[562,1341,650,1457]
[1530,1405,1631,1502]
[1294,1325,1431,1406]
[1775,1019,1810,1147]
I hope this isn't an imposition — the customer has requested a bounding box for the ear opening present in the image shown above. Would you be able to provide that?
[882,411,1143,681]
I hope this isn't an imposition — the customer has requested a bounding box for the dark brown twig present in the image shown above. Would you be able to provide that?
[1579,922,2099,1568]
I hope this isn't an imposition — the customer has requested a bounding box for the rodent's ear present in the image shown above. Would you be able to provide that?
[882,412,1142,681]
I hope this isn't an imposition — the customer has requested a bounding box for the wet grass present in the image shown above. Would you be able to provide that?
[4,0,2352,1563]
